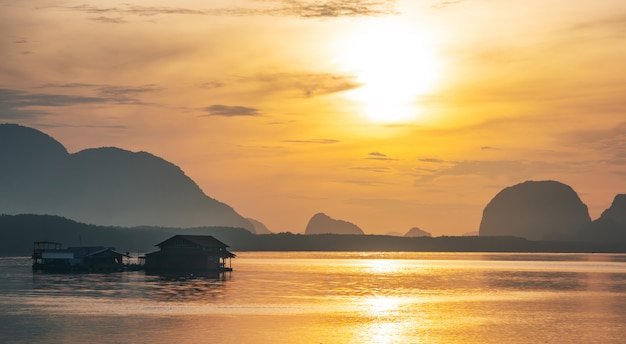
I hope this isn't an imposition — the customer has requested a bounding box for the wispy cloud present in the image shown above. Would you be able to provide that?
[566,122,626,164]
[37,83,159,105]
[282,138,340,144]
[91,16,127,24]
[431,0,465,10]
[251,72,361,97]
[413,159,566,184]
[62,0,397,22]
[341,178,392,186]
[256,0,398,18]
[203,104,261,117]
[571,13,626,33]
[366,152,396,161]
[418,158,445,163]
[197,80,225,90]
[65,4,207,17]
[0,88,105,119]
[350,166,391,173]
[97,85,158,104]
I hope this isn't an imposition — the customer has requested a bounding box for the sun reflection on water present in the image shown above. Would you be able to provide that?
[366,296,401,316]
[363,259,404,274]
[357,296,411,344]
[363,321,405,344]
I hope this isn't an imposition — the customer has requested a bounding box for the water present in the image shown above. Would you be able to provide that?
[2,252,626,343]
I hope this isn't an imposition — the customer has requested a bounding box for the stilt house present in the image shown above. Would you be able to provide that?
[32,241,127,272]
[144,235,235,272]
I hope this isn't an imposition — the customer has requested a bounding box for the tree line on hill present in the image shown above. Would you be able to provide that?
[1,214,625,256]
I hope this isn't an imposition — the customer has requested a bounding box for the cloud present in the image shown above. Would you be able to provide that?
[198,80,225,89]
[431,0,465,10]
[97,85,158,104]
[366,151,396,161]
[65,4,206,17]
[566,122,626,164]
[418,158,445,163]
[91,16,127,24]
[203,104,261,117]
[37,83,159,105]
[340,178,392,186]
[256,0,398,18]
[0,88,105,119]
[413,159,565,184]
[252,72,361,97]
[571,14,626,33]
[282,138,340,144]
[350,166,391,173]
[62,1,397,22]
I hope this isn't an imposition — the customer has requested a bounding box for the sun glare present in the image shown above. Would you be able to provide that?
[334,19,442,123]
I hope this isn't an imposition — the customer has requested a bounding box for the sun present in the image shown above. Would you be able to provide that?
[333,19,442,123]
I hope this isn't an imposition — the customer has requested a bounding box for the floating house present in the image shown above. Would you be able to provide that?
[32,241,128,272]
[144,235,235,272]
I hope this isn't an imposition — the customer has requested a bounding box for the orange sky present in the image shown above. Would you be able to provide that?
[2,0,626,235]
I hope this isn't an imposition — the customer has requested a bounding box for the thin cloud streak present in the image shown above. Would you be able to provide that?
[37,83,160,105]
[203,104,261,117]
[252,72,361,97]
[282,139,340,144]
[431,0,464,10]
[366,152,396,161]
[0,88,106,119]
[63,1,397,21]
[413,159,569,185]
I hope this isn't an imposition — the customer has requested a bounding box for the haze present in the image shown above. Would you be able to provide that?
[2,0,625,235]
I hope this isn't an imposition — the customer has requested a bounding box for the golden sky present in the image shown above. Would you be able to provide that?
[2,0,626,235]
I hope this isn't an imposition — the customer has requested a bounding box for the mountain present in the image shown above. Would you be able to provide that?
[479,180,591,241]
[385,231,404,236]
[0,123,253,231]
[246,217,272,234]
[304,212,364,235]
[579,194,626,242]
[404,227,432,237]
[3,214,626,256]
[600,194,626,225]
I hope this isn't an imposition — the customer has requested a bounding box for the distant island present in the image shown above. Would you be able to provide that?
[2,123,626,253]
[0,123,254,231]
[479,180,626,243]
[1,214,625,256]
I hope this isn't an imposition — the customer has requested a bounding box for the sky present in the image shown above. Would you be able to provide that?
[2,0,626,235]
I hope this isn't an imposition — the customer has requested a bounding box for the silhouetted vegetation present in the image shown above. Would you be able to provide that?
[2,214,625,256]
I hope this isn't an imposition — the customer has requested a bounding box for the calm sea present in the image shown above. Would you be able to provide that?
[2,252,626,343]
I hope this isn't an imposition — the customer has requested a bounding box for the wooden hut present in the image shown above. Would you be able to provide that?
[144,235,235,272]
[32,241,127,272]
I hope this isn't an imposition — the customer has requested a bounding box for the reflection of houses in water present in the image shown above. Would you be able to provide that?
[32,241,128,272]
[144,235,235,273]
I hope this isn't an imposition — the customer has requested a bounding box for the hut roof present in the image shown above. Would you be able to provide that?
[154,235,230,249]
[65,246,127,258]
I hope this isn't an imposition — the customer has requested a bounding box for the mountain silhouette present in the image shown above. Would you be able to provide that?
[6,214,626,255]
[479,180,591,241]
[0,123,253,231]
[304,212,364,235]
[579,194,626,242]
[600,194,626,225]
[404,227,432,237]
[246,217,272,234]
